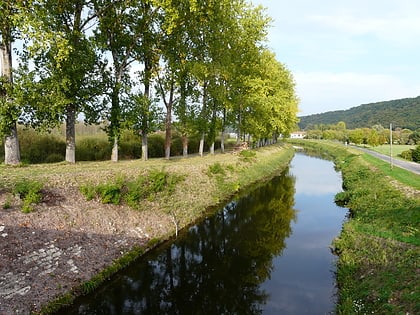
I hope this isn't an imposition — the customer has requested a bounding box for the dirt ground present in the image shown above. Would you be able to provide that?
[0,187,174,314]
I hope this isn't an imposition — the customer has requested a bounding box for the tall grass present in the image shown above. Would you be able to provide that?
[0,125,237,164]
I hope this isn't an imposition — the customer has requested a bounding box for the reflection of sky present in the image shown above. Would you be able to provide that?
[291,154,343,196]
[261,153,348,315]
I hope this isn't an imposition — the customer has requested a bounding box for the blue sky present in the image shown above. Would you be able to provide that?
[253,0,420,116]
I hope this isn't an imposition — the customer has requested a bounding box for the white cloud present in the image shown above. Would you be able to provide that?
[295,71,420,115]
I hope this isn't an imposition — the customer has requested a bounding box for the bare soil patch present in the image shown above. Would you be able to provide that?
[0,186,173,314]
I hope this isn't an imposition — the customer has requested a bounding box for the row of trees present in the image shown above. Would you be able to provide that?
[0,0,299,165]
[304,122,420,146]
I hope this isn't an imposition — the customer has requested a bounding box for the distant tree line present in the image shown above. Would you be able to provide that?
[303,122,420,162]
[0,0,299,165]
[305,122,420,146]
[299,96,420,131]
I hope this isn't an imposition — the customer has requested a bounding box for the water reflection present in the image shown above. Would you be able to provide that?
[64,170,296,314]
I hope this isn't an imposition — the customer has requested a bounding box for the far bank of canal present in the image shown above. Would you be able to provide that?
[61,152,348,314]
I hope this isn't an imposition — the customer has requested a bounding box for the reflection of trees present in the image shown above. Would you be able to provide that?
[68,170,296,315]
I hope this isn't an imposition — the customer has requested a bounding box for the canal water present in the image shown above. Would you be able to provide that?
[63,153,347,314]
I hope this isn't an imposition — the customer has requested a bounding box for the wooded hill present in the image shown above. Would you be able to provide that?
[298,96,420,130]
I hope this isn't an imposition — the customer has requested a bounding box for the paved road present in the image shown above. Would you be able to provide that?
[353,146,420,175]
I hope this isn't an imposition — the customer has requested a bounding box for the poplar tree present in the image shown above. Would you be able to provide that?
[17,0,103,163]
[0,0,20,165]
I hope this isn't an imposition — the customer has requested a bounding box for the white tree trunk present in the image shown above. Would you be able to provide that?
[210,142,215,155]
[199,133,205,157]
[141,131,148,161]
[1,35,20,165]
[65,106,76,163]
[4,123,20,165]
[220,130,225,153]
[111,137,118,162]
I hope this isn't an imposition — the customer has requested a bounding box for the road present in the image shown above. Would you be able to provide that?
[353,146,420,175]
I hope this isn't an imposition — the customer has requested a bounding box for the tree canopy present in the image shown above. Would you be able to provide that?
[1,0,299,163]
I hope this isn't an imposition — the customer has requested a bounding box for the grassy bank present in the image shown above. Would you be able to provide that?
[1,143,294,314]
[288,139,420,314]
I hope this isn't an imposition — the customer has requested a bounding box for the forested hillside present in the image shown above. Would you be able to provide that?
[299,96,420,130]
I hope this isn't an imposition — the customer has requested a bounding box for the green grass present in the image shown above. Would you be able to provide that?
[365,144,415,159]
[362,153,420,190]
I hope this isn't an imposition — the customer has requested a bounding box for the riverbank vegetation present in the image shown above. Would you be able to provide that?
[288,139,420,314]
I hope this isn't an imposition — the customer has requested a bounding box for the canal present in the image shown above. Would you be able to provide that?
[62,152,348,314]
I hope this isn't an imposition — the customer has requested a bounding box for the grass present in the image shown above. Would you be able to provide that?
[363,144,415,159]
[361,153,420,190]
[288,139,420,314]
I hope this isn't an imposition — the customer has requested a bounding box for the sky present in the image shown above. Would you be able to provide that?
[253,0,420,116]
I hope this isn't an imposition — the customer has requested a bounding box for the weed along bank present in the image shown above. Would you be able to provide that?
[288,139,420,314]
[0,144,294,314]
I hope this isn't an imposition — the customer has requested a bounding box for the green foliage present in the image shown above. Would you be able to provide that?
[399,149,413,161]
[80,170,185,208]
[79,184,96,201]
[412,145,420,162]
[207,162,226,176]
[239,149,257,162]
[76,137,110,161]
[18,129,66,164]
[13,179,43,213]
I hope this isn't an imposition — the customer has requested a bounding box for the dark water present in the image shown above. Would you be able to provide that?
[63,153,347,315]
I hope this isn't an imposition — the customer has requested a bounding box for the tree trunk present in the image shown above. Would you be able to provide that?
[182,135,188,157]
[1,33,20,165]
[141,130,148,161]
[164,83,174,160]
[65,105,76,163]
[4,123,20,165]
[165,106,172,159]
[111,137,118,162]
[221,130,225,153]
[210,142,215,155]
[199,133,205,157]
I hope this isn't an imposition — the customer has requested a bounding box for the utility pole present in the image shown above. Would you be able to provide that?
[390,123,393,170]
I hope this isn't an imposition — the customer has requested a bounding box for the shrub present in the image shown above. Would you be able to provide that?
[207,162,226,176]
[239,149,256,162]
[13,179,43,213]
[412,145,420,162]
[79,184,97,201]
[79,171,185,208]
[45,153,64,163]
[398,150,413,161]
[96,182,123,205]
[76,137,110,161]
[19,129,66,164]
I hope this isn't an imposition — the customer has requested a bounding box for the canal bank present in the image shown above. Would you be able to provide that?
[61,152,348,314]
[288,139,420,314]
[0,144,294,314]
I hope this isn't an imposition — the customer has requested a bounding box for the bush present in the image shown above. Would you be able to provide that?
[76,137,110,161]
[412,145,420,162]
[96,183,123,205]
[239,149,257,162]
[13,179,43,213]
[79,170,185,208]
[398,150,413,161]
[207,162,226,176]
[19,129,66,164]
[45,153,64,163]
